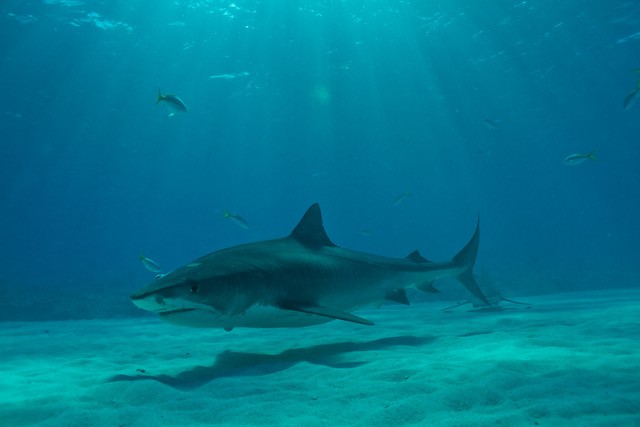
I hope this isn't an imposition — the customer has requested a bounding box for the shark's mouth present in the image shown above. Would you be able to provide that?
[158,308,202,318]
[159,308,194,315]
[156,308,229,328]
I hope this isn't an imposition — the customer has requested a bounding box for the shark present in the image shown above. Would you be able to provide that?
[441,266,531,312]
[130,203,489,330]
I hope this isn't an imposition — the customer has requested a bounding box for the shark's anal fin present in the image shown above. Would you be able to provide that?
[386,288,410,305]
[280,303,374,326]
[417,281,440,293]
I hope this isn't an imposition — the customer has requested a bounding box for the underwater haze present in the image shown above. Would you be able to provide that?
[2,0,638,318]
[2,1,640,426]
[2,0,639,318]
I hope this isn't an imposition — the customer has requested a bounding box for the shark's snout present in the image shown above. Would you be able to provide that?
[131,279,206,316]
[130,290,166,313]
[129,289,145,301]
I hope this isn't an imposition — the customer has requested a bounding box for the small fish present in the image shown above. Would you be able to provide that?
[156,89,187,116]
[140,255,162,273]
[224,210,250,230]
[563,152,596,166]
[360,229,373,237]
[393,192,411,206]
[209,72,250,79]
[483,119,500,130]
[623,82,640,110]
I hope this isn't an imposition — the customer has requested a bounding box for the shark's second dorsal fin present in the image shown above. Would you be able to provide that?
[290,203,337,247]
[406,250,430,263]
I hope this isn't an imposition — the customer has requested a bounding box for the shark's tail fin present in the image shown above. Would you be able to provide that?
[451,217,490,305]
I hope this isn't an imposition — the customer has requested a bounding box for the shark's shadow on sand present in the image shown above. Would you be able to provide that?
[108,335,435,390]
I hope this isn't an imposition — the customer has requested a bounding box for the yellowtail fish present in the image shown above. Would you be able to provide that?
[156,89,187,116]
[224,210,250,230]
[563,152,596,166]
[140,255,161,273]
[483,118,500,130]
[393,192,411,206]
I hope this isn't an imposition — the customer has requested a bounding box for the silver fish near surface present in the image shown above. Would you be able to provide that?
[563,152,596,166]
[156,89,187,116]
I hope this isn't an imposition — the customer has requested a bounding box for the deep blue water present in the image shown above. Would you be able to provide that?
[1,0,639,319]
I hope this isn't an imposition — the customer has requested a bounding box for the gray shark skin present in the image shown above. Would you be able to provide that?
[130,203,489,330]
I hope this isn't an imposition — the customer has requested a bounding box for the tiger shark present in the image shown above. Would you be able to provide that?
[130,203,489,330]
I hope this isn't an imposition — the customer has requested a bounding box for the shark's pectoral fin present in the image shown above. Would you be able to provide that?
[386,288,410,305]
[280,303,375,326]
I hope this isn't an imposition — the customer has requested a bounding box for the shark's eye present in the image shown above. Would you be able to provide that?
[191,285,199,294]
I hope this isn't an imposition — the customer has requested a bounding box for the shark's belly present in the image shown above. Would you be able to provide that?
[157,261,430,330]
[299,268,416,311]
[159,305,334,329]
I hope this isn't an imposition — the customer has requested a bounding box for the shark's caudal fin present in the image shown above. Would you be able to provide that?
[452,217,490,305]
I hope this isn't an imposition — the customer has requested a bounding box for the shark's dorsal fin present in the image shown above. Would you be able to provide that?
[290,203,337,247]
[406,250,430,263]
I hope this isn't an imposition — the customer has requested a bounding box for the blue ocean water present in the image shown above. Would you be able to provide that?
[1,0,639,320]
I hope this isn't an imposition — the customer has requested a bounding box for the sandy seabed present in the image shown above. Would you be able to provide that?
[1,289,639,426]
